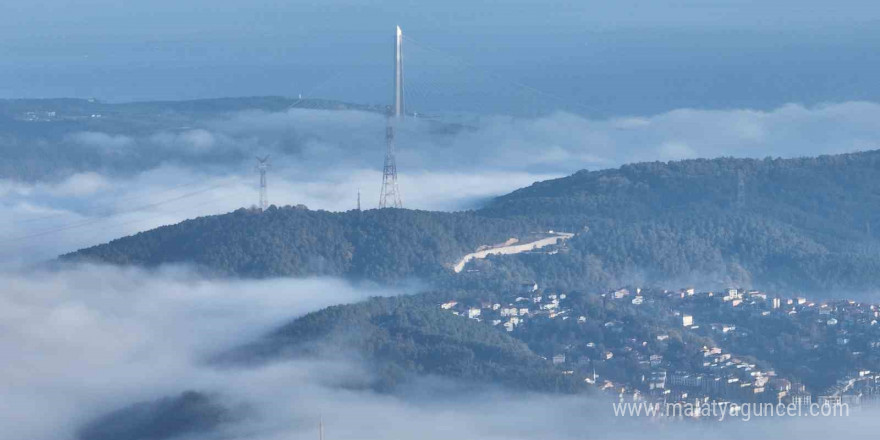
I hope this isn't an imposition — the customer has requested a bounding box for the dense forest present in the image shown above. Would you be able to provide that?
[223,294,584,393]
[65,150,880,295]
[475,152,880,294]
[63,206,535,282]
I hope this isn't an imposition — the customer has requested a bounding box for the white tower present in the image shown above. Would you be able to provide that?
[379,26,404,208]
[394,25,404,118]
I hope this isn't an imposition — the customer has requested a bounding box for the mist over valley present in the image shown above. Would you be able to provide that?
[5,3,880,438]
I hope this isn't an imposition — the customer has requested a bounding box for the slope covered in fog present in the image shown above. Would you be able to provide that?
[223,294,584,393]
[77,391,234,440]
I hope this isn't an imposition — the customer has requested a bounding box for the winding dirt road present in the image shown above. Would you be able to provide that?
[453,232,574,273]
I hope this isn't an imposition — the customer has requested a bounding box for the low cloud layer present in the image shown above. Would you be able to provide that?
[204,102,880,171]
[3,101,880,263]
[0,264,394,440]
[0,166,556,264]
[1,264,877,440]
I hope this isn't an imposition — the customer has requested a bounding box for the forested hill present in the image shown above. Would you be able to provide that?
[64,151,880,294]
[476,151,880,294]
[221,294,584,393]
[61,206,534,281]
[484,151,880,225]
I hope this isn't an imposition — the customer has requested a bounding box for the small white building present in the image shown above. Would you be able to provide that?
[682,315,694,327]
[612,289,630,299]
[440,301,458,310]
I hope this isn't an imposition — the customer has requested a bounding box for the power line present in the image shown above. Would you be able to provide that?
[1,182,236,245]
[21,190,248,261]
[19,177,213,224]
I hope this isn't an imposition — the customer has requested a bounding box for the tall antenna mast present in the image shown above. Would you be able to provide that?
[256,155,270,211]
[379,26,404,208]
[394,25,404,118]
[319,415,325,440]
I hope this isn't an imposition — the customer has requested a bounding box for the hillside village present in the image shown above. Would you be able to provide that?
[439,284,880,413]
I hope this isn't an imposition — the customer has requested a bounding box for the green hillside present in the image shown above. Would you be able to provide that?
[477,151,880,294]
[64,150,880,294]
[62,206,534,281]
[224,294,583,393]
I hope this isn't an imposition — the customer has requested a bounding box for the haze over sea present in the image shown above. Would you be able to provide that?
[3,0,880,116]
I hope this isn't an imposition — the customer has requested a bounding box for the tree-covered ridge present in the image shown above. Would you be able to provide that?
[485,151,880,226]
[227,294,583,393]
[475,151,880,294]
[63,150,880,294]
[62,206,535,281]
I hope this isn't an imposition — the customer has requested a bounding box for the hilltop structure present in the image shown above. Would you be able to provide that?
[379,26,404,209]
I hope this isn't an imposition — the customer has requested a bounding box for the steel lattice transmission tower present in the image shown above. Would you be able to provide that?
[256,155,270,211]
[379,26,404,209]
